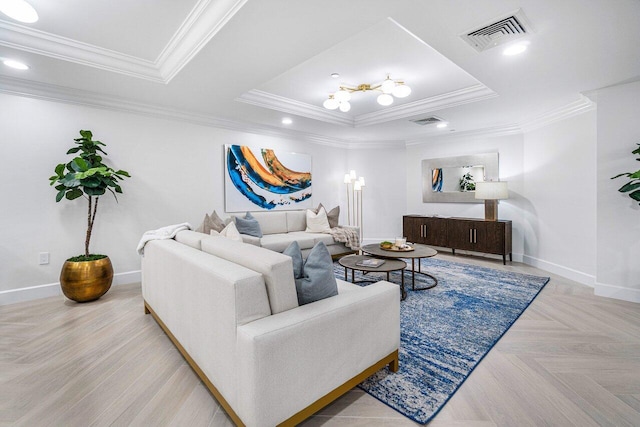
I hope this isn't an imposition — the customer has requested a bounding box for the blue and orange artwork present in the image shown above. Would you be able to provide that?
[432,168,443,192]
[225,145,312,211]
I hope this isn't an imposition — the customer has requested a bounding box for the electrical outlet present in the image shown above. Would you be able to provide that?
[39,252,49,265]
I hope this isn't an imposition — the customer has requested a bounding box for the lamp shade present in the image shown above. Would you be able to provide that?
[343,173,351,184]
[475,181,508,200]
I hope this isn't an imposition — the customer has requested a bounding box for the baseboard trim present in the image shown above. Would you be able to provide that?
[594,282,640,303]
[522,255,595,287]
[0,270,141,306]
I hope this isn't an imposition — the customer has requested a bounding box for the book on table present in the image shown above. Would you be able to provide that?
[356,258,385,268]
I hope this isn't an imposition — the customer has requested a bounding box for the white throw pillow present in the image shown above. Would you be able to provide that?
[211,221,242,242]
[305,207,331,233]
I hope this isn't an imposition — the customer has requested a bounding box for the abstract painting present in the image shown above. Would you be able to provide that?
[224,144,312,211]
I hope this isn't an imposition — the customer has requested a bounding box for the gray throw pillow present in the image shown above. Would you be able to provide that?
[283,241,304,279]
[294,242,338,305]
[316,203,340,228]
[235,212,263,238]
[196,211,226,234]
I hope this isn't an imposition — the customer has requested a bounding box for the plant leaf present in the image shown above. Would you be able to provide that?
[630,189,640,201]
[56,190,65,202]
[619,181,640,193]
[71,157,88,172]
[65,189,83,200]
[84,187,106,196]
[54,163,65,176]
[79,130,93,139]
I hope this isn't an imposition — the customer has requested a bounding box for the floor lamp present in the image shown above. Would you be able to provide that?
[344,171,365,238]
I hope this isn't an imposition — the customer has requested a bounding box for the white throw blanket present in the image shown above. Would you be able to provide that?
[328,226,361,250]
[136,222,192,255]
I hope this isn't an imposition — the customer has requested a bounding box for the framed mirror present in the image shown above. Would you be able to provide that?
[422,153,499,203]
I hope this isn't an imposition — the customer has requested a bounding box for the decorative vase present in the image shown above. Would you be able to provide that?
[60,257,114,302]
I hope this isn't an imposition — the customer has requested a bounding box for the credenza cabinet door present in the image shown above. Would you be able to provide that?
[403,216,448,246]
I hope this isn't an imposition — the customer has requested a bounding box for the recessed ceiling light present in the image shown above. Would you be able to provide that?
[503,42,528,56]
[0,0,39,23]
[3,59,29,70]
[281,118,292,125]
[437,123,448,129]
[330,73,340,78]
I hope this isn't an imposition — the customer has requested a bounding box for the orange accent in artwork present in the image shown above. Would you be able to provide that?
[239,146,288,188]
[262,149,312,188]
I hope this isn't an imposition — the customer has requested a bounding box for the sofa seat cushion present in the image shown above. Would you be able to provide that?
[290,231,335,247]
[201,236,299,314]
[260,233,316,252]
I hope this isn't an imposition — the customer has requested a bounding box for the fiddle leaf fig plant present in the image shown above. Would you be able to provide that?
[611,143,640,205]
[49,130,131,259]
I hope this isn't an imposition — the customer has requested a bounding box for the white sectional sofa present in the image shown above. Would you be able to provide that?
[142,230,400,426]
[230,210,357,258]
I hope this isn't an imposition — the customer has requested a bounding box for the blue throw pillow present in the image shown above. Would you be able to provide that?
[283,241,304,279]
[294,242,338,305]
[235,212,263,238]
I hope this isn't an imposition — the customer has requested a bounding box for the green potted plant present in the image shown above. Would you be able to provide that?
[49,130,130,302]
[612,143,640,205]
[459,172,476,192]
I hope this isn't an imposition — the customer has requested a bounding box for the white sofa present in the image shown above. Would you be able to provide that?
[230,210,357,258]
[142,230,400,426]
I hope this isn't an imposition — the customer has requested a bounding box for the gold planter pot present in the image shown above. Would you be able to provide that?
[60,256,113,302]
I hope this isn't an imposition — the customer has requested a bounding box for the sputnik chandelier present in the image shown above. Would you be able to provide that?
[323,74,411,112]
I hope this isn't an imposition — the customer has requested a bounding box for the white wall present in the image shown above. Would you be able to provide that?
[405,132,525,260]
[0,93,348,303]
[522,110,597,285]
[594,81,640,302]
[346,146,407,243]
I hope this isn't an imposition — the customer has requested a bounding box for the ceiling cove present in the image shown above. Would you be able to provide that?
[0,0,247,83]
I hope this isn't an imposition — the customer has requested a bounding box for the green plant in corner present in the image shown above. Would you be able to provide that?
[611,143,640,205]
[49,130,131,259]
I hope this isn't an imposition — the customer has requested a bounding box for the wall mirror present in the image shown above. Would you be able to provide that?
[422,153,499,203]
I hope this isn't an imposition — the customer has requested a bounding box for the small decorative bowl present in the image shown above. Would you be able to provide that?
[380,241,393,249]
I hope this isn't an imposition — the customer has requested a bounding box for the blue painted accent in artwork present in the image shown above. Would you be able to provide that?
[333,258,549,424]
[227,148,277,209]
[432,168,443,192]
[229,145,302,194]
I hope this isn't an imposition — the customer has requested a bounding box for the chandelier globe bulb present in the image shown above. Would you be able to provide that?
[323,96,339,110]
[392,83,411,98]
[377,93,394,106]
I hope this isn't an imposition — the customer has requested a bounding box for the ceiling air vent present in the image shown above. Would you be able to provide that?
[410,116,443,126]
[461,9,533,52]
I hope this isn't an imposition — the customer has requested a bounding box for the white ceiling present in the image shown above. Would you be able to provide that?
[1,0,639,146]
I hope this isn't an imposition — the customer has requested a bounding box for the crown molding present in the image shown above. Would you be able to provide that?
[237,84,497,129]
[0,21,162,82]
[355,84,498,127]
[405,124,522,146]
[157,0,248,82]
[519,95,595,132]
[346,140,406,150]
[0,75,352,148]
[237,89,354,126]
[0,0,246,83]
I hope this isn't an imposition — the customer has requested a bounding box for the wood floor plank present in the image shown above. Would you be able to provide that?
[1,253,639,426]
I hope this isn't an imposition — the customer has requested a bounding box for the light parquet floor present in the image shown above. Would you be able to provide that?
[1,253,639,426]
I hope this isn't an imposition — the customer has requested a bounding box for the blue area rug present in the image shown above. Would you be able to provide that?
[333,257,549,424]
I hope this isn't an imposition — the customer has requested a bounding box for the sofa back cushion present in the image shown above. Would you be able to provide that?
[201,236,299,314]
[175,230,207,250]
[286,210,307,232]
[234,211,287,235]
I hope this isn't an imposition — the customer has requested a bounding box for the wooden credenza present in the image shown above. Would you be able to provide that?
[403,215,512,264]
